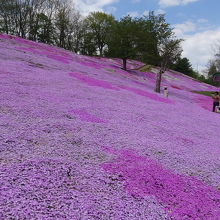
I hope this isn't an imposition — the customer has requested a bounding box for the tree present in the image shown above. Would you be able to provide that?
[141,12,169,66]
[80,30,97,55]
[65,10,84,53]
[213,45,220,72]
[204,60,217,79]
[27,0,46,41]
[106,16,140,70]
[15,0,34,38]
[0,0,85,51]
[130,15,159,65]
[155,38,182,93]
[203,60,220,86]
[0,0,51,39]
[85,12,115,57]
[54,0,71,48]
[145,11,183,93]
[35,13,54,44]
[172,57,194,76]
[0,0,14,34]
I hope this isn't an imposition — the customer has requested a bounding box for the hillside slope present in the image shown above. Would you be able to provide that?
[0,34,220,219]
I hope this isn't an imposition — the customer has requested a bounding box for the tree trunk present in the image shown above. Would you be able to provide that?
[99,46,103,57]
[4,17,9,34]
[122,58,127,70]
[155,69,163,93]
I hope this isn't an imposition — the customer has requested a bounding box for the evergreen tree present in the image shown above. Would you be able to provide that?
[173,57,194,76]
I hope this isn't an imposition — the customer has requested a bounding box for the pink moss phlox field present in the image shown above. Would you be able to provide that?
[47,54,71,64]
[0,159,169,219]
[102,148,220,219]
[16,47,72,64]
[119,85,173,104]
[78,61,104,69]
[194,94,213,111]
[69,72,119,90]
[16,47,47,56]
[1,34,220,219]
[71,109,107,123]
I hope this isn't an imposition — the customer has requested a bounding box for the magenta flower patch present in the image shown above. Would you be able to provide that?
[71,109,107,123]
[47,54,70,64]
[79,61,103,69]
[102,148,220,220]
[16,47,71,64]
[69,72,119,90]
[194,94,213,111]
[14,36,40,47]
[119,85,173,104]
[0,34,16,40]
[16,47,46,56]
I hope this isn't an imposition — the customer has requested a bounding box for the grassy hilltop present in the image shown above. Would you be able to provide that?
[0,34,220,219]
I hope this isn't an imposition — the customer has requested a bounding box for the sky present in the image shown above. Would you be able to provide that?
[73,0,220,74]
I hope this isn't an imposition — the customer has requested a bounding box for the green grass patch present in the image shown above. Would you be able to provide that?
[191,91,214,97]
[136,65,152,72]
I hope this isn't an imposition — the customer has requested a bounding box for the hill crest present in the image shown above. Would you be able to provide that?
[0,34,220,219]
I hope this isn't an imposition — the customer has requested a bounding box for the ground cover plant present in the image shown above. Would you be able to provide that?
[192,91,214,97]
[0,34,220,219]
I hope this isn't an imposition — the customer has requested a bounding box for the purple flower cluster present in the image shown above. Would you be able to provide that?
[102,147,220,219]
[71,108,107,123]
[0,33,220,219]
[69,72,119,90]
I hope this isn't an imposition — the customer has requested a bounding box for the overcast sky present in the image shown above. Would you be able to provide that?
[73,0,220,73]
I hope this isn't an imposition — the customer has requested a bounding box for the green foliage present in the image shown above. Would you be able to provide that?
[132,15,159,65]
[85,12,115,56]
[206,60,218,79]
[137,65,153,72]
[205,45,220,86]
[55,6,70,48]
[187,71,219,87]
[105,12,176,70]
[155,38,182,93]
[198,76,220,87]
[0,2,185,77]
[171,57,215,86]
[191,91,213,97]
[35,13,54,44]
[172,57,194,76]
[106,16,137,58]
[105,15,141,69]
[80,31,97,56]
[159,38,183,70]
